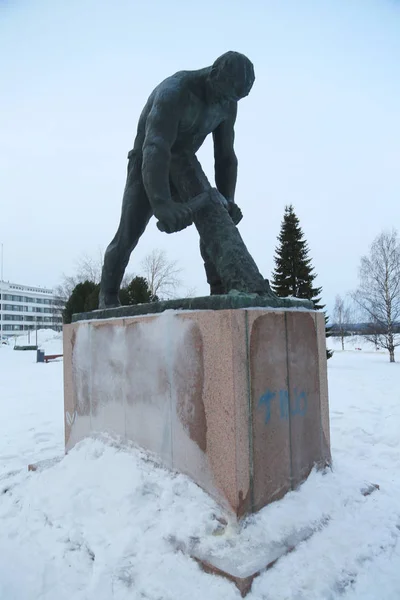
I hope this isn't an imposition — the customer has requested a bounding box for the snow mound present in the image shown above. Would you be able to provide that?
[1,336,400,599]
[0,433,399,600]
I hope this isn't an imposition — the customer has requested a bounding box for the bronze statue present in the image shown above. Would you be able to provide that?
[99,51,272,308]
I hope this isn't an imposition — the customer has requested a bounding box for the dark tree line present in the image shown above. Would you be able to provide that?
[63,276,157,324]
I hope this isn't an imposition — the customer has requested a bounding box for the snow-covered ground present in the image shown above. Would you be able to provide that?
[1,331,400,599]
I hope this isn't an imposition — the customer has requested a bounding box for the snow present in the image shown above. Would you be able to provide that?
[0,330,64,477]
[1,332,400,599]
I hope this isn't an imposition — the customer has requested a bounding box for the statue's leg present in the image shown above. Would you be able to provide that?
[199,239,226,295]
[99,151,152,308]
[169,154,226,295]
[170,171,226,295]
[170,153,268,295]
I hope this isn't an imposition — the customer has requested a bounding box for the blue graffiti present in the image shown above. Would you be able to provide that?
[258,390,276,424]
[279,389,289,420]
[258,389,307,424]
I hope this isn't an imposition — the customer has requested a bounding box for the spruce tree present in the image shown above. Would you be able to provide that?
[63,280,98,324]
[272,205,332,358]
[119,276,158,305]
[63,277,158,324]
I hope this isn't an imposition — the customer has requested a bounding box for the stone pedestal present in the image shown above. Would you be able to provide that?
[63,306,330,517]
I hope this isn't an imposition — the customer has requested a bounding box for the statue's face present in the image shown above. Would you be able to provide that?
[208,52,255,103]
[209,74,249,102]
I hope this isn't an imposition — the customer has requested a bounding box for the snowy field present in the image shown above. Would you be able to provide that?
[1,331,400,599]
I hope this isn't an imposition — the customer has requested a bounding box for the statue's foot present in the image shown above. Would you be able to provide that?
[210,283,226,295]
[263,279,279,299]
[226,280,279,298]
[98,290,121,310]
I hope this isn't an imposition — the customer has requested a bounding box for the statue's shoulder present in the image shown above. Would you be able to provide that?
[154,71,188,95]
[153,69,199,104]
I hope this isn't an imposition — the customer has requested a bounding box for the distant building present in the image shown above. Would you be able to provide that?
[0,280,63,337]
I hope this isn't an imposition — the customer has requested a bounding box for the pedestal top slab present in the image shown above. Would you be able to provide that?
[72,292,314,323]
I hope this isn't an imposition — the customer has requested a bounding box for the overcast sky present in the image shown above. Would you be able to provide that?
[1,0,399,314]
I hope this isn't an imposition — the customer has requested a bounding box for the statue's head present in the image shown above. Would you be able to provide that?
[208,51,255,102]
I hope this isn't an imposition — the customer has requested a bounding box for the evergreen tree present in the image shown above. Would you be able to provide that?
[119,276,158,305]
[272,205,333,358]
[85,284,100,312]
[63,280,99,324]
[63,276,158,324]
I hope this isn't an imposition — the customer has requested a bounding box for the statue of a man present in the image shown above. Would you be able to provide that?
[99,51,258,309]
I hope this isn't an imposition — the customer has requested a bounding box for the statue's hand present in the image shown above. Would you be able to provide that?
[155,202,194,234]
[227,202,243,225]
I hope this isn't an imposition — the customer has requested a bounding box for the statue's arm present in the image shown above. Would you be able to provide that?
[212,104,238,203]
[141,90,180,212]
[141,88,194,233]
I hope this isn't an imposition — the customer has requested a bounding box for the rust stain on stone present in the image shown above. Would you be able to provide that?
[175,323,206,452]
[70,328,76,350]
[237,487,251,518]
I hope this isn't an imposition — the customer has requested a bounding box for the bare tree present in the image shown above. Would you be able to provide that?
[352,230,400,362]
[55,248,182,307]
[54,250,104,303]
[54,276,78,305]
[183,285,198,298]
[333,294,352,350]
[141,249,183,299]
[55,249,135,301]
[75,250,104,284]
